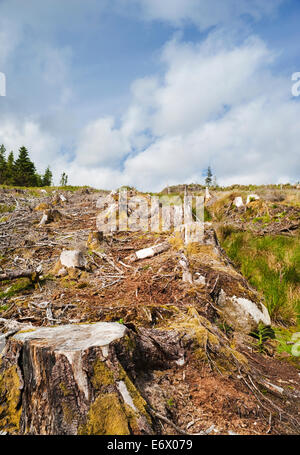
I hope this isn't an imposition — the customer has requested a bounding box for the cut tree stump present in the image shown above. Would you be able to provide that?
[0,322,183,435]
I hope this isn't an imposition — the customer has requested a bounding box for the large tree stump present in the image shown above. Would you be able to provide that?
[0,322,153,435]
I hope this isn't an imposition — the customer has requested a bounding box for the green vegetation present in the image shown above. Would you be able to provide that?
[0,204,15,213]
[205,166,213,187]
[0,278,33,299]
[250,323,274,353]
[0,144,52,187]
[60,172,68,186]
[221,231,300,325]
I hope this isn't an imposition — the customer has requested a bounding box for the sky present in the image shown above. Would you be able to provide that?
[0,0,299,190]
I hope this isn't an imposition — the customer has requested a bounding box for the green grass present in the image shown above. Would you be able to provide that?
[221,232,300,325]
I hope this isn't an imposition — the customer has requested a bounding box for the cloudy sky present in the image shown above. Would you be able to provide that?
[0,0,299,190]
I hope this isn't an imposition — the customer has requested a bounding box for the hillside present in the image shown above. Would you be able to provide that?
[0,185,299,435]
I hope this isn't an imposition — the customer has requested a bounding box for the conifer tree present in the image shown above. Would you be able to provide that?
[6,152,15,185]
[42,166,53,186]
[205,166,213,187]
[14,146,37,187]
[0,144,7,184]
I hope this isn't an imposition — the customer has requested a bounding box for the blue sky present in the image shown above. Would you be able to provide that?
[0,0,299,190]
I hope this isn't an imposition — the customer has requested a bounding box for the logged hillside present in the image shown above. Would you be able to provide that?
[0,185,299,435]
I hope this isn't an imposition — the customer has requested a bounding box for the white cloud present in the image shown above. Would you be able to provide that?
[0,0,298,191]
[0,118,60,172]
[75,117,130,167]
[65,32,299,191]
[116,0,284,30]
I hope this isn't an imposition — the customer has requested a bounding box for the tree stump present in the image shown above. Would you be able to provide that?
[0,322,159,435]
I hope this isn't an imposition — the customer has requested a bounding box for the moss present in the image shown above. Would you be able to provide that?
[0,204,15,213]
[0,277,32,299]
[0,360,22,433]
[91,360,114,389]
[50,260,64,276]
[122,334,136,353]
[62,402,76,425]
[59,382,72,397]
[167,307,247,373]
[78,393,130,435]
[118,366,150,422]
[34,202,50,211]
[17,328,37,334]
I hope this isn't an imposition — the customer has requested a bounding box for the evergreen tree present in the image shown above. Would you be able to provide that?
[60,172,68,187]
[205,166,213,187]
[0,144,7,184]
[14,147,37,187]
[42,166,53,186]
[6,151,15,185]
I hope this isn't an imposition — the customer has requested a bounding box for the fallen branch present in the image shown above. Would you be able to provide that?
[92,251,124,274]
[126,242,170,263]
[0,268,42,282]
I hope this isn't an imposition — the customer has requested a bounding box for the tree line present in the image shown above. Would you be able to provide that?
[0,144,53,187]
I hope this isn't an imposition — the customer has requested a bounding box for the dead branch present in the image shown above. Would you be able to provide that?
[0,269,42,282]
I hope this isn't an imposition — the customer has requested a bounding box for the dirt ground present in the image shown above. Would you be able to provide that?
[0,187,299,435]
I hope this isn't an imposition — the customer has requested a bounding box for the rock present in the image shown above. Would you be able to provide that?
[57,267,68,277]
[60,250,85,269]
[233,197,244,208]
[246,194,260,204]
[217,289,271,334]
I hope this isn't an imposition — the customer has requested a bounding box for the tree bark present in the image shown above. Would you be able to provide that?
[0,322,183,435]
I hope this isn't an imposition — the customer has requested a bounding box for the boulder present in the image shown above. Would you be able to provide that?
[217,289,271,334]
[60,250,85,269]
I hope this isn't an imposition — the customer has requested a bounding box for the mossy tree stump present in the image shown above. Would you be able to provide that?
[0,322,167,435]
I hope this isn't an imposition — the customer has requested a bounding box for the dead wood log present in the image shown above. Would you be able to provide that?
[126,241,170,263]
[0,268,42,282]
